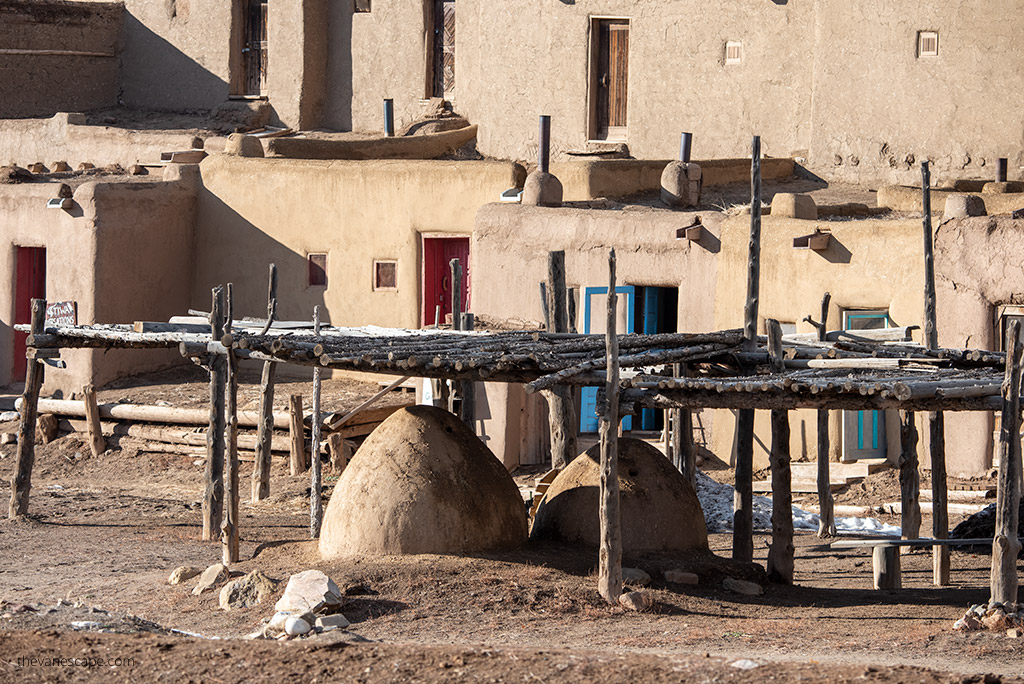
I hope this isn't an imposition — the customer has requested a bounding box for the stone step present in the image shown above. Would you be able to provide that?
[790,458,888,481]
[754,479,849,494]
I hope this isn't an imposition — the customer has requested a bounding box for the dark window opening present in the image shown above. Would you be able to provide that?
[355,0,371,12]
[308,253,328,287]
[374,260,398,291]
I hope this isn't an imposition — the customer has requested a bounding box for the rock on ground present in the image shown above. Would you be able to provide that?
[274,570,342,614]
[664,569,699,585]
[192,563,228,596]
[220,570,277,611]
[618,591,653,612]
[168,566,201,585]
[723,578,763,596]
[622,568,651,587]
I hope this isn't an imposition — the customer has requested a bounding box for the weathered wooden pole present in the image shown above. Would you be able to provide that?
[202,287,227,541]
[310,305,324,539]
[733,135,761,563]
[8,298,46,519]
[252,263,278,502]
[543,250,577,469]
[288,394,306,475]
[816,292,836,538]
[991,320,1022,606]
[222,283,240,564]
[899,410,921,546]
[459,312,476,426]
[82,384,106,459]
[675,362,698,488]
[450,258,462,329]
[766,320,794,583]
[598,248,623,605]
[921,161,950,586]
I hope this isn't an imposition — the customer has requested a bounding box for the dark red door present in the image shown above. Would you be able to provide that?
[13,247,45,381]
[422,237,469,327]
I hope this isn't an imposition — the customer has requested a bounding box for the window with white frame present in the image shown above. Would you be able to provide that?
[725,41,743,65]
[918,31,938,58]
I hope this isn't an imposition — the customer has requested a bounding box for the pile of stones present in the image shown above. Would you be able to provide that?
[254,570,350,639]
[954,602,1023,635]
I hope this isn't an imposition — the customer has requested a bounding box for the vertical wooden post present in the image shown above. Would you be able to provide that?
[203,287,226,541]
[991,321,1022,606]
[310,306,324,539]
[252,263,278,502]
[222,285,240,564]
[816,292,836,538]
[920,161,950,586]
[544,250,577,470]
[82,384,106,458]
[567,287,578,334]
[873,545,902,590]
[327,433,351,475]
[733,135,761,564]
[766,319,794,583]
[450,258,462,328]
[899,410,921,546]
[459,312,477,426]
[675,362,698,489]
[8,298,46,519]
[288,394,306,475]
[598,249,622,605]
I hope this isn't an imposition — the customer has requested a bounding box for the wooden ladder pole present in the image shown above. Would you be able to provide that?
[991,320,1022,606]
[310,305,324,539]
[899,410,921,549]
[8,298,46,519]
[597,248,622,605]
[288,394,306,475]
[766,319,794,584]
[816,292,836,538]
[222,283,240,564]
[82,383,106,459]
[202,287,226,541]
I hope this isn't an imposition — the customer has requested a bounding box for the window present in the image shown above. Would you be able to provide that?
[918,31,938,58]
[997,305,1024,350]
[725,41,742,65]
[354,0,371,12]
[308,253,327,287]
[373,260,398,291]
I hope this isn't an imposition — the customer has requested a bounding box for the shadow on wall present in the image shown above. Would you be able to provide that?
[119,13,230,116]
[192,189,328,328]
[321,2,353,131]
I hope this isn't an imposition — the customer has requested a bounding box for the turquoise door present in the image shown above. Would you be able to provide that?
[580,286,635,432]
[639,287,661,430]
[842,310,890,460]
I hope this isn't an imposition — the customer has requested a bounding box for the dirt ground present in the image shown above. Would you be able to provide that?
[0,373,1021,682]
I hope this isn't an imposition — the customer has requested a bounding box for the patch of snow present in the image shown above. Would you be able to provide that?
[695,470,900,537]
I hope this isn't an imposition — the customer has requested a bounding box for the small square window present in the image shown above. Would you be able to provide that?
[725,41,742,66]
[354,0,371,12]
[308,253,327,287]
[918,31,938,57]
[373,260,398,291]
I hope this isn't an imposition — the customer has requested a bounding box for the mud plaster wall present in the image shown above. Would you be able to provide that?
[193,156,523,330]
[934,217,1024,476]
[0,178,195,396]
[472,203,721,466]
[712,215,938,473]
[0,114,207,169]
[0,1,122,117]
[454,0,1023,186]
[119,0,232,111]
[322,0,429,134]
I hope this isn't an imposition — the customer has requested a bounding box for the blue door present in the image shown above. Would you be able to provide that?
[842,310,889,460]
[639,287,661,430]
[580,286,635,432]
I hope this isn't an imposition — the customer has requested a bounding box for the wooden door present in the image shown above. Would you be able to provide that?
[594,20,629,141]
[579,286,634,433]
[842,310,890,460]
[422,237,469,327]
[432,0,455,98]
[242,0,267,97]
[13,247,45,382]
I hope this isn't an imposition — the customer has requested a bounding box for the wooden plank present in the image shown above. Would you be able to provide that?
[82,384,106,458]
[30,397,292,430]
[59,418,291,452]
[832,537,1009,549]
[991,320,1023,605]
[899,411,921,548]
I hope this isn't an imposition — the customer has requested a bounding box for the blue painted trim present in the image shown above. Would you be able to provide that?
[872,411,879,450]
[857,411,864,450]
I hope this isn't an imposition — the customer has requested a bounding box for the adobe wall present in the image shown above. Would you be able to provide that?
[472,202,721,466]
[0,0,122,117]
[0,114,209,170]
[0,176,196,396]
[119,0,232,112]
[712,215,929,472]
[193,156,525,328]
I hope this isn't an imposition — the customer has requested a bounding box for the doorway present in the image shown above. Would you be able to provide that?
[239,0,267,97]
[589,18,629,141]
[842,309,891,460]
[13,246,45,382]
[422,236,469,327]
[578,285,677,432]
[430,0,455,99]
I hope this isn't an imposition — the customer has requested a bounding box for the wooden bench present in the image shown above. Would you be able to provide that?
[830,538,1000,589]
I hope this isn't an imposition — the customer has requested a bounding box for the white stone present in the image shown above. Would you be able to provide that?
[618,591,653,612]
[730,659,760,670]
[664,569,699,585]
[315,614,351,631]
[168,566,201,585]
[284,616,312,636]
[723,578,763,596]
[192,563,228,595]
[274,570,343,613]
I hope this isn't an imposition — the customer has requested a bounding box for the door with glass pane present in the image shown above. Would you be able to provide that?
[842,309,890,460]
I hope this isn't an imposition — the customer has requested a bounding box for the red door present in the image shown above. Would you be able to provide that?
[422,237,469,327]
[13,247,46,381]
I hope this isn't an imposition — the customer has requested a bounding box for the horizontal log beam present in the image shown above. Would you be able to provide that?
[622,388,1003,413]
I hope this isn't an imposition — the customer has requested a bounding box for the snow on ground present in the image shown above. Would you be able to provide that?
[695,470,900,536]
